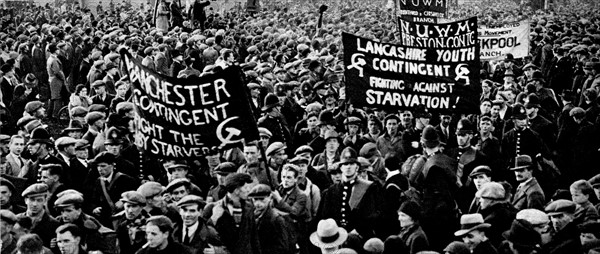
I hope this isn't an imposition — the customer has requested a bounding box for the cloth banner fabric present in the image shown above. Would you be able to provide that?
[398,0,447,20]
[342,17,480,113]
[120,49,259,159]
[478,20,530,60]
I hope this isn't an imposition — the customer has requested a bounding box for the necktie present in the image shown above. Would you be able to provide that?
[183,227,190,244]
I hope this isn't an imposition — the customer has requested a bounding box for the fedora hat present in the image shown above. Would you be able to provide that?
[454,213,491,237]
[63,120,85,132]
[510,155,533,170]
[310,219,348,248]
[261,93,281,112]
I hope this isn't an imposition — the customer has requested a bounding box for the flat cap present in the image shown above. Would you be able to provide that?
[344,116,361,126]
[92,80,106,88]
[469,165,492,178]
[475,182,505,200]
[589,174,600,188]
[0,210,17,224]
[294,145,313,155]
[93,60,105,67]
[545,199,576,216]
[85,112,106,125]
[248,184,272,198]
[289,156,309,165]
[258,127,272,138]
[224,173,253,191]
[55,137,78,148]
[176,194,205,208]
[266,142,286,156]
[120,191,146,205]
[0,134,9,143]
[88,104,107,113]
[54,193,84,208]
[516,209,550,225]
[165,178,191,193]
[70,106,88,118]
[569,107,585,117]
[75,139,90,150]
[22,183,49,198]
[247,82,261,90]
[137,181,164,198]
[214,162,237,175]
[24,101,44,114]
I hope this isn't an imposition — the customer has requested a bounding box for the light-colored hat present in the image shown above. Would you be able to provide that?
[310,218,348,248]
[454,213,491,237]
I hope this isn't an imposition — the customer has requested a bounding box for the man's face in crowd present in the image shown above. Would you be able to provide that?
[171,186,188,202]
[93,118,106,130]
[473,174,491,190]
[62,144,76,157]
[525,68,535,78]
[59,205,81,223]
[514,168,533,182]
[40,170,58,187]
[25,195,46,215]
[550,212,573,232]
[145,224,169,248]
[347,124,359,136]
[340,163,358,181]
[75,148,88,160]
[67,130,83,139]
[57,231,81,254]
[386,119,399,135]
[456,132,472,147]
[116,85,127,97]
[462,229,486,251]
[251,196,271,213]
[281,169,297,189]
[250,87,260,98]
[97,162,114,178]
[480,101,491,115]
[401,112,413,128]
[296,163,308,177]
[440,115,451,127]
[367,120,379,134]
[180,204,201,227]
[244,146,259,164]
[514,118,528,129]
[124,202,143,220]
[491,105,500,117]
[0,185,11,206]
[307,116,319,130]
[481,82,491,94]
[260,135,270,148]
[171,167,188,179]
[325,138,339,153]
[28,142,43,157]
[479,120,494,134]
[35,107,47,119]
[105,144,122,155]
[330,171,342,184]
[9,137,25,155]
[94,85,106,95]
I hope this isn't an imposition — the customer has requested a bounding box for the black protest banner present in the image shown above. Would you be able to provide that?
[343,18,480,113]
[120,49,259,159]
[398,0,446,21]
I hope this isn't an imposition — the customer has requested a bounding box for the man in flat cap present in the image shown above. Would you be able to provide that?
[54,191,113,254]
[47,43,65,120]
[0,209,19,253]
[17,183,60,247]
[165,178,202,204]
[88,151,137,228]
[544,199,582,253]
[82,111,105,156]
[137,181,182,227]
[207,162,237,202]
[91,80,114,109]
[342,116,367,152]
[113,191,150,254]
[273,163,309,252]
[173,195,215,252]
[249,184,293,254]
[202,173,260,254]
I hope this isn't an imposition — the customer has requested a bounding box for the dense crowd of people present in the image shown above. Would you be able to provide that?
[1,0,600,253]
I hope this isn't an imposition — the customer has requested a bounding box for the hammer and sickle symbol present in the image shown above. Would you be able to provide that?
[347,53,366,78]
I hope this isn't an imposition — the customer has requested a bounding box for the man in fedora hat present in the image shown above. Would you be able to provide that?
[454,213,497,254]
[529,70,559,115]
[510,155,545,211]
[310,218,348,253]
[316,147,383,240]
[258,93,291,145]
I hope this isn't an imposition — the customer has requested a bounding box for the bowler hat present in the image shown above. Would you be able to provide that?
[318,110,336,126]
[530,70,545,82]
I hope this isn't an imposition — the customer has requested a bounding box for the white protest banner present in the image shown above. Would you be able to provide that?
[479,20,530,60]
